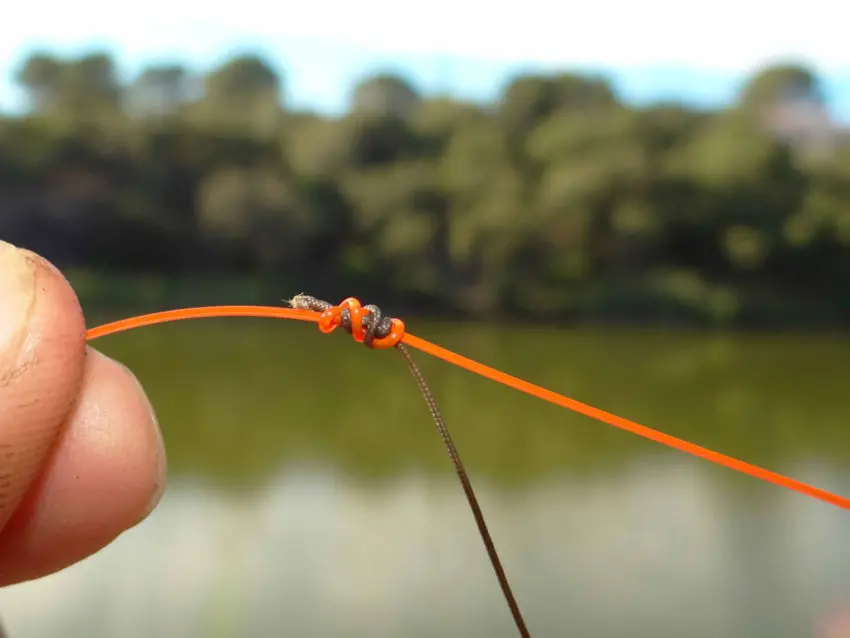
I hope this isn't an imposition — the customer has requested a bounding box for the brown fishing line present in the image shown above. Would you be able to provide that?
[289,295,530,637]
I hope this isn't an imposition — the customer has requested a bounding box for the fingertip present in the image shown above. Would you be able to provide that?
[0,244,87,532]
[0,348,167,584]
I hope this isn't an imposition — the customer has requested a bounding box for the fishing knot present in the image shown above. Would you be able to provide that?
[289,295,405,349]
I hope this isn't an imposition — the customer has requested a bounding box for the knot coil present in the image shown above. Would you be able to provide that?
[289,295,405,349]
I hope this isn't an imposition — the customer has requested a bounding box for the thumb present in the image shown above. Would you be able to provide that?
[0,242,166,587]
[0,241,86,532]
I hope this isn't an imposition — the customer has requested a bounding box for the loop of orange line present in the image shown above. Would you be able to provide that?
[85,304,850,512]
[316,297,406,348]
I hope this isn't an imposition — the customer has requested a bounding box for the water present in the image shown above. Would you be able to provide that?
[1,319,849,637]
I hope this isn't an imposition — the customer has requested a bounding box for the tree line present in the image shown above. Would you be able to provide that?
[1,50,849,326]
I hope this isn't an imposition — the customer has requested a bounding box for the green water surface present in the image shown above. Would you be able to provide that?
[3,319,849,637]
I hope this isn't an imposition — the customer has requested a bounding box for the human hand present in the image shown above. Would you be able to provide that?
[0,240,166,586]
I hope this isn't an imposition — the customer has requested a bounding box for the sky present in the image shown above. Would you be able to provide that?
[1,0,848,120]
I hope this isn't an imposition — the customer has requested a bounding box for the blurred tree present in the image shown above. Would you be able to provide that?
[283,112,421,178]
[200,54,283,136]
[197,166,326,268]
[340,160,447,295]
[16,51,122,119]
[499,72,618,138]
[57,52,123,118]
[739,65,836,158]
[3,50,850,326]
[350,73,420,118]
[204,54,281,105]
[128,64,192,118]
[739,63,823,109]
[283,115,347,177]
[346,114,422,169]
[15,52,64,113]
[409,97,483,157]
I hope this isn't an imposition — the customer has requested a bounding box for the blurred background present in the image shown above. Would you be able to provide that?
[1,3,850,637]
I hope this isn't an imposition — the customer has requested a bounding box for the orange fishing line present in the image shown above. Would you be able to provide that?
[85,303,850,511]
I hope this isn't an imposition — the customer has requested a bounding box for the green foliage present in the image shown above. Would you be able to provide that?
[4,50,850,327]
[739,63,823,109]
[349,72,420,118]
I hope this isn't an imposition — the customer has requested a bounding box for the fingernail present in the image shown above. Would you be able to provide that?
[144,413,167,518]
[0,240,36,363]
[140,379,167,519]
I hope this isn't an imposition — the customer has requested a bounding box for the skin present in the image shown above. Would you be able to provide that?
[0,240,165,587]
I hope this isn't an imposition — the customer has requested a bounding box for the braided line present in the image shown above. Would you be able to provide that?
[290,295,405,349]
[288,294,530,637]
